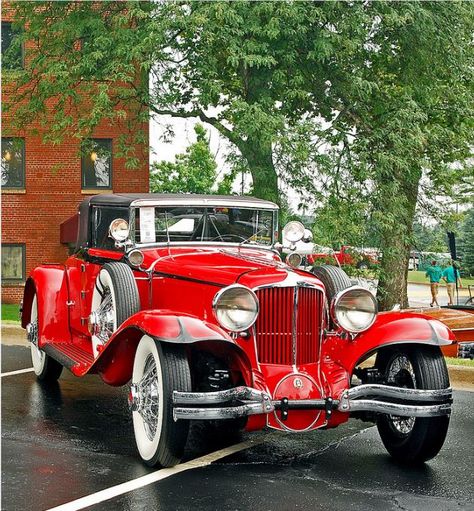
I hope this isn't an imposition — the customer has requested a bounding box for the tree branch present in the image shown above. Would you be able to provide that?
[149,104,240,146]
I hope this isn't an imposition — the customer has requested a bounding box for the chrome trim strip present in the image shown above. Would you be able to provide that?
[173,401,274,421]
[346,385,452,402]
[173,386,269,405]
[131,199,279,209]
[344,400,451,417]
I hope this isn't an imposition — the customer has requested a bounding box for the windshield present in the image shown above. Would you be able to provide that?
[133,206,276,246]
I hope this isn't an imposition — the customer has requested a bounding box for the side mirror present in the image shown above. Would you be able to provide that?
[109,218,131,247]
[302,229,313,243]
[282,221,305,244]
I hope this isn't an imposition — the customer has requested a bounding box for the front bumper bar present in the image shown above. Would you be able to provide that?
[173,386,274,421]
[337,385,452,417]
[172,384,452,421]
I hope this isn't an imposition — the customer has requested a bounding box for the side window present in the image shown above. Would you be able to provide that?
[81,139,112,190]
[1,138,25,189]
[91,206,129,250]
[1,243,26,282]
[1,22,23,70]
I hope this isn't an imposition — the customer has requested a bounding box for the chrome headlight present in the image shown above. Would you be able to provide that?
[127,249,144,267]
[285,252,302,268]
[213,284,259,332]
[331,287,377,333]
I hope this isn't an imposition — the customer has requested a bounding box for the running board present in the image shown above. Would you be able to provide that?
[43,343,94,374]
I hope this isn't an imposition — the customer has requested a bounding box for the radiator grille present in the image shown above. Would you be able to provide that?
[254,286,322,365]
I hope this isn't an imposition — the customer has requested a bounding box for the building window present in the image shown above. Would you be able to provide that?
[81,139,112,189]
[1,138,25,189]
[1,22,23,70]
[1,244,26,283]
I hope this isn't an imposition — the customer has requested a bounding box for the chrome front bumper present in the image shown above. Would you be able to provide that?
[337,385,452,417]
[171,384,452,421]
[173,386,274,421]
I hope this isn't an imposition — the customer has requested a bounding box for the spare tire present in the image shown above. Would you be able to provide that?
[311,265,352,328]
[90,262,140,357]
[311,265,352,302]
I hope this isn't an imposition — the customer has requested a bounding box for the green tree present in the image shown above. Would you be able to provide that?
[412,222,449,254]
[5,1,474,309]
[150,124,223,194]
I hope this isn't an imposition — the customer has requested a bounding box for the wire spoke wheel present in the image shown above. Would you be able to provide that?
[131,335,191,468]
[376,346,450,464]
[137,355,160,441]
[386,354,416,435]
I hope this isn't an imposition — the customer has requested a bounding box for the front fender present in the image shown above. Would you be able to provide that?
[93,310,252,386]
[329,312,455,374]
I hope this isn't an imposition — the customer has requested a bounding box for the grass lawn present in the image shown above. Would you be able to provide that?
[1,303,20,323]
[407,270,474,287]
[445,357,474,367]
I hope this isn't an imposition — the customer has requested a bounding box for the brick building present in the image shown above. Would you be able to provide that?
[1,9,149,304]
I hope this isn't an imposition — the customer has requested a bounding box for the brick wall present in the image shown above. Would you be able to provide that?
[1,6,149,304]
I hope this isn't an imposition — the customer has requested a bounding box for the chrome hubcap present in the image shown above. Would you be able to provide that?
[387,354,416,434]
[26,320,38,347]
[131,355,160,442]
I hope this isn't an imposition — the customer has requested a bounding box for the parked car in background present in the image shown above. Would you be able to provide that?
[308,245,379,270]
[22,194,454,468]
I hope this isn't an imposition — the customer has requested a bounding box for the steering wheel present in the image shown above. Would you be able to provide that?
[210,234,248,242]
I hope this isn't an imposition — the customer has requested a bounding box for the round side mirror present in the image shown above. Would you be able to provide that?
[282,221,305,244]
[109,218,130,242]
[303,229,313,243]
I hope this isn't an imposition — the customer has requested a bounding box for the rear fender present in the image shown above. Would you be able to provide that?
[92,310,252,387]
[21,266,71,345]
[329,312,455,374]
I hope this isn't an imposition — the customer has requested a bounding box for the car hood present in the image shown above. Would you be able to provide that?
[143,246,317,288]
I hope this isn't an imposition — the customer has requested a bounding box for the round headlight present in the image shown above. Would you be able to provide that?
[109,218,129,242]
[127,249,144,267]
[213,284,259,332]
[282,221,305,244]
[286,252,302,268]
[331,287,377,333]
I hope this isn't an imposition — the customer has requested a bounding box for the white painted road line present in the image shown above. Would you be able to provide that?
[46,434,271,511]
[1,367,34,377]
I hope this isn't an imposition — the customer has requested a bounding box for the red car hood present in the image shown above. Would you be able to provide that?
[143,246,316,288]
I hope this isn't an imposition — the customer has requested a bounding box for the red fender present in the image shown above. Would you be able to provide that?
[21,266,71,345]
[326,312,455,374]
[92,310,253,387]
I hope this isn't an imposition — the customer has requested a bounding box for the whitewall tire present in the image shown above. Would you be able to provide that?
[131,335,191,467]
[30,294,63,382]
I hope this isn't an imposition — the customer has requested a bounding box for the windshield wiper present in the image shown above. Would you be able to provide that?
[238,226,270,247]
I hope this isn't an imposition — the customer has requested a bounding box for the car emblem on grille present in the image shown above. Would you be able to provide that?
[294,378,303,389]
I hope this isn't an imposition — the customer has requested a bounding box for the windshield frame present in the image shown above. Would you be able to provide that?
[130,205,279,249]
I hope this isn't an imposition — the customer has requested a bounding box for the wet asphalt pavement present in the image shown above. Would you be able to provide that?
[2,343,473,511]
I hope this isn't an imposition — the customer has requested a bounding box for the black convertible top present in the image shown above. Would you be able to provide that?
[76,193,278,250]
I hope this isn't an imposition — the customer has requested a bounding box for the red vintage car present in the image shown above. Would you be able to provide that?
[308,245,379,269]
[21,194,454,468]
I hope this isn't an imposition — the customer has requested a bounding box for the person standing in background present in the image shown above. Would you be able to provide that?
[425,260,443,307]
[442,260,463,306]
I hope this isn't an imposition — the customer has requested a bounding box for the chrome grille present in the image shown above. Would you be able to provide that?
[254,286,322,365]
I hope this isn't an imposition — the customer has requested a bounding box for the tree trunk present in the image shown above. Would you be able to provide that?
[240,141,279,205]
[377,169,422,311]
